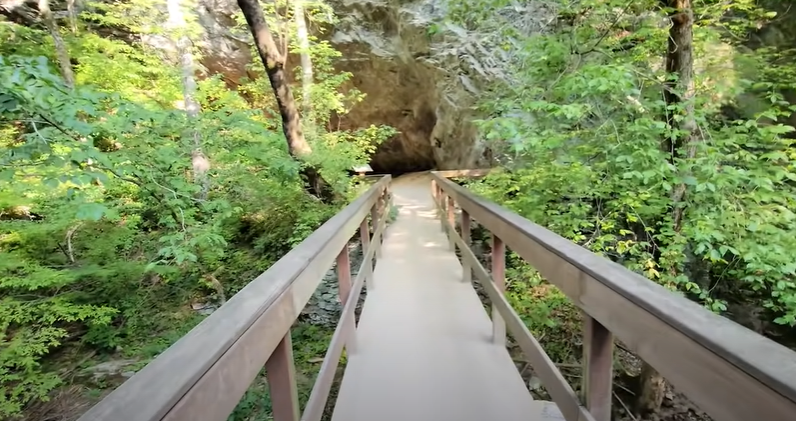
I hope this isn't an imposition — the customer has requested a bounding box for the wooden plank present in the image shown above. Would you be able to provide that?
[301,208,389,421]
[583,315,612,421]
[431,174,796,421]
[433,169,492,179]
[447,195,456,251]
[266,332,300,421]
[359,219,373,290]
[336,245,356,354]
[78,176,392,421]
[439,214,594,421]
[461,210,471,284]
[491,234,506,346]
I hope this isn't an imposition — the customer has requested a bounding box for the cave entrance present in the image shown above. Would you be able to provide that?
[369,150,436,177]
[367,105,438,176]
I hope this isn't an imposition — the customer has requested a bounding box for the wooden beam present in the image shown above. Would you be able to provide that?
[301,201,390,421]
[431,173,796,421]
[583,315,613,421]
[491,234,506,346]
[78,176,392,421]
[266,332,300,421]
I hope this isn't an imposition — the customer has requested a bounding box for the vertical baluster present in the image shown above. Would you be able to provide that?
[337,245,357,353]
[439,192,447,232]
[371,195,382,259]
[461,210,471,284]
[359,218,373,290]
[583,315,613,421]
[447,196,455,251]
[265,332,300,421]
[431,179,437,203]
[491,234,506,346]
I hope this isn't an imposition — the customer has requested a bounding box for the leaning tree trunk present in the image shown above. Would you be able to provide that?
[237,0,332,201]
[636,1,698,417]
[38,0,75,88]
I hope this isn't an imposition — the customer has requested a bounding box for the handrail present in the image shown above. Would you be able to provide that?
[79,175,392,421]
[431,169,491,179]
[430,171,796,421]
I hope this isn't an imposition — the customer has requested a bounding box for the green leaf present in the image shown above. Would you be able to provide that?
[75,203,107,221]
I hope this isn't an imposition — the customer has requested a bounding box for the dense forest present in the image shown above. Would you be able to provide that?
[2,0,796,420]
[0,0,394,418]
[456,0,796,418]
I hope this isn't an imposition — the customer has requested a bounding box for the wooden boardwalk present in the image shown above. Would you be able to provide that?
[77,172,796,421]
[332,174,554,421]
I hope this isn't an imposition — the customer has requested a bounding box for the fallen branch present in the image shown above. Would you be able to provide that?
[65,222,83,264]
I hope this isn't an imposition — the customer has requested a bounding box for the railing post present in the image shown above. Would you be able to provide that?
[437,191,444,228]
[461,210,471,284]
[491,234,506,346]
[583,315,613,421]
[431,179,437,203]
[337,245,357,353]
[359,219,373,290]
[265,331,300,421]
[371,196,382,259]
[447,195,455,251]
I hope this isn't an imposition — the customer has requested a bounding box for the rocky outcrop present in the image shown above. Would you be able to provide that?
[327,0,484,173]
[194,0,255,86]
[189,0,494,173]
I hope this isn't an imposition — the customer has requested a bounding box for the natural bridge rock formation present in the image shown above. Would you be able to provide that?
[188,0,493,174]
[327,0,484,174]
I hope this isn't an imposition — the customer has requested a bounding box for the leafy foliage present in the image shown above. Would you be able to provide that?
[443,0,796,334]
[0,0,391,416]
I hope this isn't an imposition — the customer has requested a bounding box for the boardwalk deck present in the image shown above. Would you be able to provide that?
[331,174,550,421]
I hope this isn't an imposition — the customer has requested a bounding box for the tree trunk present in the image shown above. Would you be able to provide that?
[661,0,698,232]
[294,0,313,112]
[237,0,332,201]
[637,2,698,417]
[67,0,77,33]
[38,0,75,88]
[167,0,210,199]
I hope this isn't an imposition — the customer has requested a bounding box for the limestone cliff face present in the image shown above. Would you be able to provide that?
[194,0,254,86]
[191,0,489,173]
[326,0,484,173]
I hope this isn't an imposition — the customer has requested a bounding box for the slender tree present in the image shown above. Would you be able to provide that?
[37,0,74,88]
[294,0,313,112]
[237,0,331,200]
[166,0,210,199]
[637,1,698,417]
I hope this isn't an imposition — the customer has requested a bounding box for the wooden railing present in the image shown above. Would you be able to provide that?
[430,171,796,421]
[78,176,392,421]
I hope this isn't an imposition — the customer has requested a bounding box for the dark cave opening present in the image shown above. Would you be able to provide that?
[368,146,436,176]
[366,105,439,176]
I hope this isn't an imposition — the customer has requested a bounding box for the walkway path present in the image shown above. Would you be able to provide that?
[331,173,550,421]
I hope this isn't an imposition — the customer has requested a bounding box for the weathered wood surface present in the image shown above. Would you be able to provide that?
[432,171,796,421]
[301,204,390,421]
[78,176,391,421]
[433,186,594,421]
[331,174,547,421]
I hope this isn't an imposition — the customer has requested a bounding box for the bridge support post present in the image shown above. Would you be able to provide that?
[360,219,374,290]
[583,315,613,421]
[447,196,456,251]
[491,234,506,346]
[438,192,447,232]
[337,245,357,353]
[265,331,300,421]
[461,210,471,284]
[371,197,382,259]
